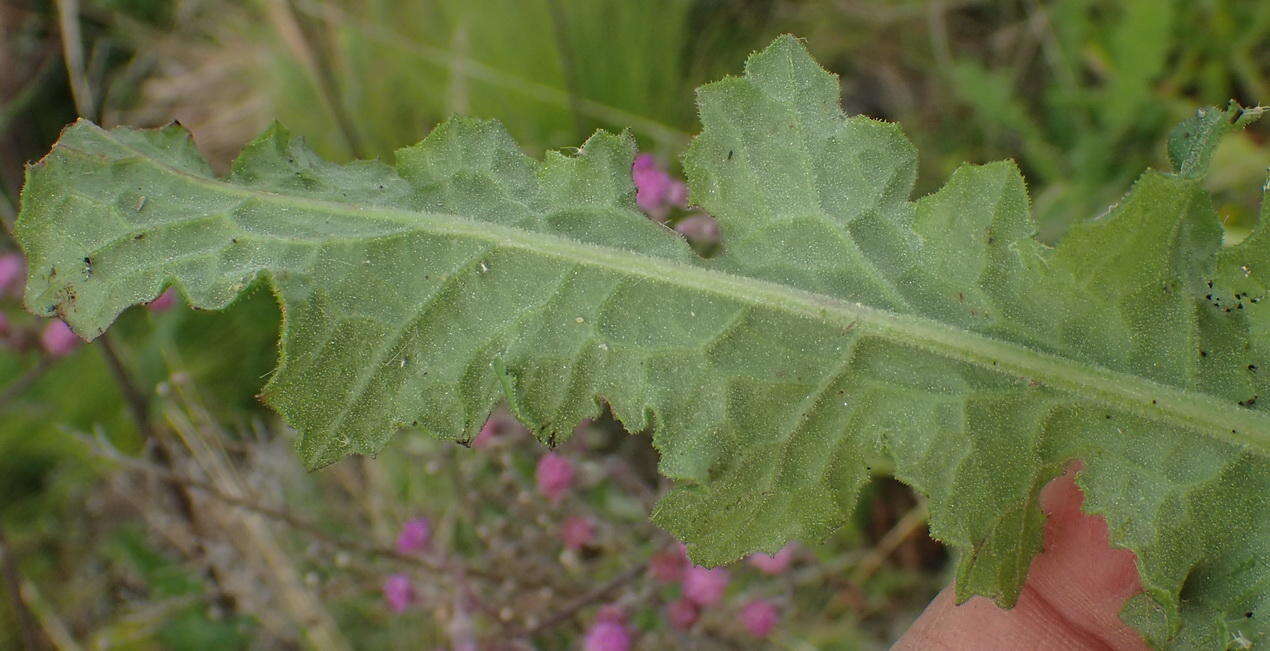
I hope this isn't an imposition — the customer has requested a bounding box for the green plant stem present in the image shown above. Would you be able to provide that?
[546,0,587,140]
[0,523,43,651]
[96,332,153,437]
[0,55,60,136]
[280,0,366,159]
[0,359,53,413]
[54,0,94,120]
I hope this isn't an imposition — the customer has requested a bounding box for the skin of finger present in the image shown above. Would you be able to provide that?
[893,467,1148,650]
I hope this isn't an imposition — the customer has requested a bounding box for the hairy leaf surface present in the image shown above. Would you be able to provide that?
[16,36,1269,647]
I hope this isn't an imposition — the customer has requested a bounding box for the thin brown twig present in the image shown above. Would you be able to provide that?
[95,332,238,610]
[78,434,499,581]
[513,559,647,639]
[15,578,80,651]
[96,332,153,436]
[158,392,350,651]
[849,498,930,586]
[0,522,43,650]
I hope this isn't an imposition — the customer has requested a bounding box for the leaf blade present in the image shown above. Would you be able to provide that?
[16,37,1270,648]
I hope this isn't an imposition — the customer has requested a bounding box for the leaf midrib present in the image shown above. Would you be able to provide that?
[65,123,1270,456]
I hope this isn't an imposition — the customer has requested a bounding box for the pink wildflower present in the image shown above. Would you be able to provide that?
[473,412,526,448]
[664,598,699,630]
[631,154,687,220]
[147,288,178,312]
[394,517,431,555]
[472,418,499,448]
[40,320,79,357]
[682,565,729,607]
[0,253,24,296]
[674,214,720,246]
[382,574,415,613]
[648,543,688,583]
[583,616,631,651]
[740,599,779,637]
[747,545,795,575]
[535,452,574,501]
[667,180,688,206]
[561,515,596,550]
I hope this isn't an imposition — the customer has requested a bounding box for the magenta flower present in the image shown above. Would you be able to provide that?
[747,544,795,575]
[394,517,431,555]
[147,288,178,312]
[648,543,688,583]
[682,565,729,607]
[632,155,666,209]
[0,253,24,296]
[667,180,688,207]
[40,320,79,357]
[471,418,499,448]
[535,452,574,501]
[583,616,631,651]
[561,515,596,550]
[674,214,720,247]
[740,599,779,637]
[631,154,687,220]
[473,412,526,448]
[664,597,699,630]
[381,574,415,613]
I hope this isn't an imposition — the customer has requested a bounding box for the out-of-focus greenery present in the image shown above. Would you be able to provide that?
[791,0,1269,240]
[942,0,1268,239]
[84,0,773,164]
[0,0,1265,647]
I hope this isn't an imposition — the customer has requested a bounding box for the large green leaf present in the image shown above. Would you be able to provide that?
[15,36,1269,647]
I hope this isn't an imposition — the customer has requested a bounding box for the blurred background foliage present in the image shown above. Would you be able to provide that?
[0,0,1266,648]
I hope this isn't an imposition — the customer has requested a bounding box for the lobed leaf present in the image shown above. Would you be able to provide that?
[16,35,1269,647]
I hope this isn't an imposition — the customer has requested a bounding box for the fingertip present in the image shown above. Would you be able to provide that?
[1040,463,1084,521]
[896,462,1148,650]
